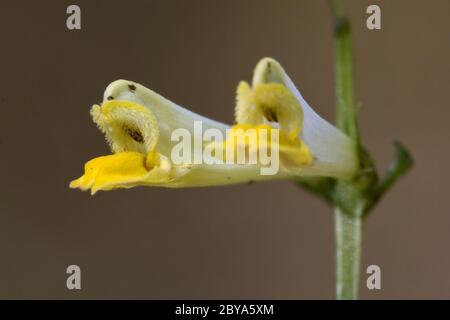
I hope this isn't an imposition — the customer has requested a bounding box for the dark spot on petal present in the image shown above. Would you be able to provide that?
[248,180,255,185]
[128,84,136,92]
[263,108,278,122]
[123,125,143,143]
[107,96,114,100]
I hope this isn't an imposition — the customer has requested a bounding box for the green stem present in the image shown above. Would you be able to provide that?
[330,0,361,154]
[330,0,363,300]
[335,208,362,299]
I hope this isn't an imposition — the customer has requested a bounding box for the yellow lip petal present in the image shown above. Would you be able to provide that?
[70,152,148,194]
[70,151,174,194]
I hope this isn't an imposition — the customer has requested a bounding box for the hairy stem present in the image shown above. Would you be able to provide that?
[330,0,363,299]
[335,208,362,299]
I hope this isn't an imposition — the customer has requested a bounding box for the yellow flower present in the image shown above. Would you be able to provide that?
[70,58,357,194]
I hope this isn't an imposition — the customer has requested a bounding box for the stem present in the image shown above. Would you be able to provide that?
[335,208,362,299]
[330,0,363,300]
[330,0,361,155]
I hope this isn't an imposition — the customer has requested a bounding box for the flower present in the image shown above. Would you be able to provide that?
[70,58,357,194]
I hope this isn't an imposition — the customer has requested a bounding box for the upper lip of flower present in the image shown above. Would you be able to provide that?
[70,57,358,194]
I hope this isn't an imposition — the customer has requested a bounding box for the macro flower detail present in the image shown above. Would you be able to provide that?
[70,57,357,194]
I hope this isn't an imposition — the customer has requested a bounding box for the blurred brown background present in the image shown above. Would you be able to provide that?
[0,0,449,299]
